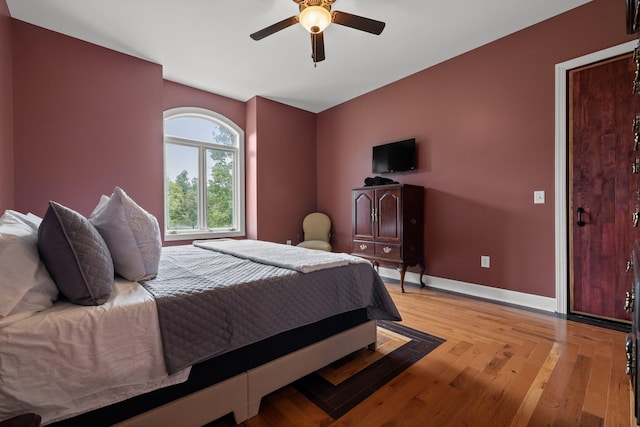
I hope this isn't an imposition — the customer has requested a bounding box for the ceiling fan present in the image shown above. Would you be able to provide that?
[249,0,386,64]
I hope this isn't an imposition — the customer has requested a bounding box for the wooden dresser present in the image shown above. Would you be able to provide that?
[351,184,425,292]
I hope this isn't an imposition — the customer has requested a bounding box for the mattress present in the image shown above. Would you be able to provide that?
[50,309,370,427]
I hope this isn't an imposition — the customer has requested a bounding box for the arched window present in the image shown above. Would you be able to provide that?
[163,107,245,241]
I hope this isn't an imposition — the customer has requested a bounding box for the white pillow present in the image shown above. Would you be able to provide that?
[0,210,58,318]
[90,187,162,281]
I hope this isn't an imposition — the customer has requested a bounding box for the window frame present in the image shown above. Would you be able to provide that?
[163,107,245,241]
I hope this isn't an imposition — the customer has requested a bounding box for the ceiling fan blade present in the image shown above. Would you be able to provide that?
[311,32,325,63]
[331,11,385,35]
[250,16,299,41]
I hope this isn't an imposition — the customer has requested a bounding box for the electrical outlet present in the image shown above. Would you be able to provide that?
[286,240,292,245]
[481,256,490,268]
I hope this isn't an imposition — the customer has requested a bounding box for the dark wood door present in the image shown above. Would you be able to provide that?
[570,53,638,322]
[375,188,402,242]
[353,189,374,240]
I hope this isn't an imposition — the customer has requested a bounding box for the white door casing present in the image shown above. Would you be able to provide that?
[554,40,637,314]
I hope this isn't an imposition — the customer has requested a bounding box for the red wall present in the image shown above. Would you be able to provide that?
[13,21,164,220]
[246,97,258,240]
[163,80,246,131]
[10,19,318,247]
[0,0,12,212]
[251,96,317,244]
[317,0,634,298]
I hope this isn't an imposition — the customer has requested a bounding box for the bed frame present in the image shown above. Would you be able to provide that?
[49,309,377,427]
[115,320,377,426]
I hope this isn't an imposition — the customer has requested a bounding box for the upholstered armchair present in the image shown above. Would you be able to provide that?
[296,212,332,252]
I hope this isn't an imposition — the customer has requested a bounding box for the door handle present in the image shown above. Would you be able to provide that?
[576,207,586,227]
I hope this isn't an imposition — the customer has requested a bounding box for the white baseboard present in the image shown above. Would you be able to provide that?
[378,267,557,313]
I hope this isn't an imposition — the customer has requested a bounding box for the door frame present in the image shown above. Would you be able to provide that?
[554,40,637,314]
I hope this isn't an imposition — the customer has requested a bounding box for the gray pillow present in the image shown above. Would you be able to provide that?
[38,201,114,305]
[89,187,161,281]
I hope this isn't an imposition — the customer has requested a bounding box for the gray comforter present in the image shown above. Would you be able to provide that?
[141,242,401,374]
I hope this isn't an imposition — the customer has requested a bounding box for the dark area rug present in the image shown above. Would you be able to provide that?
[293,320,445,419]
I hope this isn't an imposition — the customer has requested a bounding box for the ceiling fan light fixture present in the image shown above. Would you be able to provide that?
[299,6,332,34]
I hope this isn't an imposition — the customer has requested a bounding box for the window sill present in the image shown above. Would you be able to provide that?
[164,229,245,242]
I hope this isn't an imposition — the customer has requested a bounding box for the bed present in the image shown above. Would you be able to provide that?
[0,200,401,426]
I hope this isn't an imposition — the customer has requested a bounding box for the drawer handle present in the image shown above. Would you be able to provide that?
[383,246,392,254]
[359,244,368,251]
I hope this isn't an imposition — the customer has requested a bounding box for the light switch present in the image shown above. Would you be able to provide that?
[481,256,490,268]
[534,190,545,204]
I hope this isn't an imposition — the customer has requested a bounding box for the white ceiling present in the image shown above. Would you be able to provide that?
[7,0,591,113]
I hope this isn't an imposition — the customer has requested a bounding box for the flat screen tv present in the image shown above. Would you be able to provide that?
[372,138,416,174]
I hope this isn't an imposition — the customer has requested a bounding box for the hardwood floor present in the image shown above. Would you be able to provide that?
[209,282,634,427]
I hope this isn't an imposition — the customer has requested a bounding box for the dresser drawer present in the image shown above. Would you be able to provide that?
[375,243,402,259]
[352,240,375,256]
